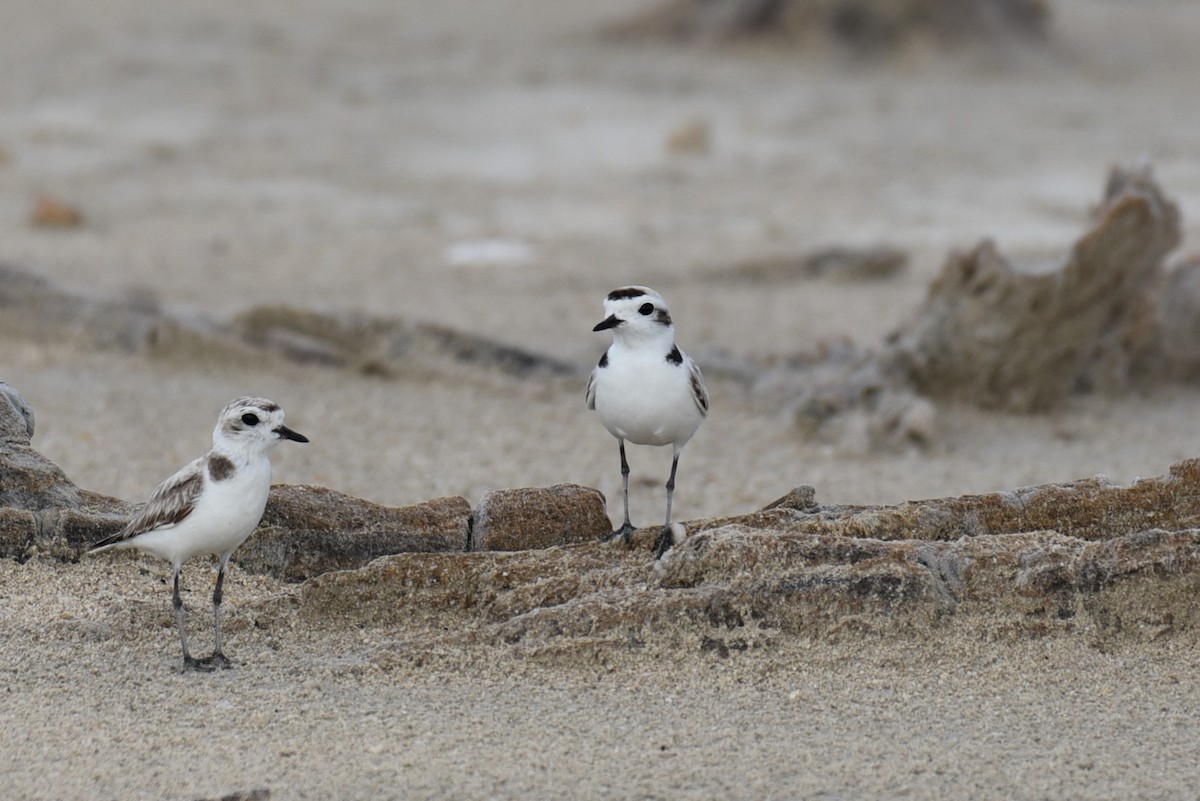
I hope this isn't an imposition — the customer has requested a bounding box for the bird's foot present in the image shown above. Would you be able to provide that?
[199,651,233,670]
[604,522,637,546]
[653,526,675,559]
[182,654,216,673]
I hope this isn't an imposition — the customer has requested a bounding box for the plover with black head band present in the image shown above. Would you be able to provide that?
[90,397,308,672]
[586,286,709,558]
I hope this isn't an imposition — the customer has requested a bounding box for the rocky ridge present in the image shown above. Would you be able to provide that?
[4,382,1200,659]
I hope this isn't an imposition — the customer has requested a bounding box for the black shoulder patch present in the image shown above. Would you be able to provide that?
[607,287,647,301]
[598,351,609,368]
[666,346,683,365]
[208,454,236,482]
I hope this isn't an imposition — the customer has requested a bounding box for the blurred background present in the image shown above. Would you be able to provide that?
[3,0,1200,525]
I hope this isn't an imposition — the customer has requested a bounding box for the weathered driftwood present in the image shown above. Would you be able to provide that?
[230,306,574,378]
[785,165,1184,449]
[0,265,258,366]
[709,245,908,285]
[888,166,1180,412]
[0,265,574,379]
[1153,255,1200,382]
[788,348,936,452]
[610,0,1050,49]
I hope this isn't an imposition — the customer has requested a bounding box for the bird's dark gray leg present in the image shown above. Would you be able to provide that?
[175,568,212,673]
[199,558,233,669]
[604,440,637,544]
[653,452,681,559]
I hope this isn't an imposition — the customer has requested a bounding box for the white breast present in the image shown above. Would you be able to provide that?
[592,347,705,448]
[130,457,272,567]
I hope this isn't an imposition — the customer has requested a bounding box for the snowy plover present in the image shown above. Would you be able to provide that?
[90,397,308,672]
[587,286,709,557]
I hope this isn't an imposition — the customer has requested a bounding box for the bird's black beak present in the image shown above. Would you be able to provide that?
[275,425,309,443]
[593,315,621,332]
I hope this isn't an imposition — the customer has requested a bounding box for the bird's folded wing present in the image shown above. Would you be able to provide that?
[689,360,710,416]
[91,456,205,548]
[585,369,598,411]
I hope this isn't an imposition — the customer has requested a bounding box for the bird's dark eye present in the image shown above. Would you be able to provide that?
[241,413,260,426]
[638,303,654,316]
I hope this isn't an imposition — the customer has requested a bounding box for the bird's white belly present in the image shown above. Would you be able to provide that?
[593,359,703,448]
[133,463,271,566]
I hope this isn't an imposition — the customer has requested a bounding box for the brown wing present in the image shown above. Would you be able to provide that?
[689,358,709,417]
[90,456,205,550]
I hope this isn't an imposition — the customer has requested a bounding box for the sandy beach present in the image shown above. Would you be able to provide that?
[5,556,1200,800]
[4,0,1200,798]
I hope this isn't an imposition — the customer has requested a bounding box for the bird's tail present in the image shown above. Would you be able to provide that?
[87,531,131,554]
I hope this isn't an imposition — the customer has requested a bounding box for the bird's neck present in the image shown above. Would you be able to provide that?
[612,328,676,353]
[212,439,270,466]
